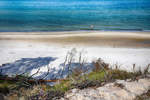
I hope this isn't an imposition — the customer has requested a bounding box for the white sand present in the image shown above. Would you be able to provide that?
[0,40,150,71]
[0,31,150,79]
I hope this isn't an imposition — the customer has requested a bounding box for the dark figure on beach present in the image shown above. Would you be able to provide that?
[90,25,94,30]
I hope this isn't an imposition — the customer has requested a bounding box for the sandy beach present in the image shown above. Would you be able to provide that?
[0,31,150,78]
[1,1,150,99]
[0,31,150,48]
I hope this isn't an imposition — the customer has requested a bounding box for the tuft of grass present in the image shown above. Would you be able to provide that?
[51,80,72,92]
[86,71,105,81]
[108,69,134,80]
[0,80,17,95]
[143,64,150,76]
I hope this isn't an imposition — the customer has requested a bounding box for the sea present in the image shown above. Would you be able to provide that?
[0,0,150,32]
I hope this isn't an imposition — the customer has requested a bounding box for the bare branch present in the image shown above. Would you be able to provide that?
[28,68,41,79]
[41,65,50,79]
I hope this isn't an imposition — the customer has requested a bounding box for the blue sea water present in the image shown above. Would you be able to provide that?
[0,0,150,32]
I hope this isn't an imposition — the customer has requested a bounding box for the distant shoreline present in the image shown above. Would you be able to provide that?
[0,30,150,35]
[0,31,150,48]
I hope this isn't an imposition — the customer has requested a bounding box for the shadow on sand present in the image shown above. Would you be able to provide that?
[0,57,93,80]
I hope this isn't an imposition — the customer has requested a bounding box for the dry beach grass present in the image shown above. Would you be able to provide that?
[0,57,149,100]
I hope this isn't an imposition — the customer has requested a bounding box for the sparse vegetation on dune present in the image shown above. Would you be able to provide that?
[0,50,149,100]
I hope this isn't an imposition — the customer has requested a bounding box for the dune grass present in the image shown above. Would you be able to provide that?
[0,53,149,99]
[0,64,149,100]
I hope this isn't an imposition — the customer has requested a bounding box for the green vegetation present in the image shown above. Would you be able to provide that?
[0,57,149,99]
[50,80,72,92]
